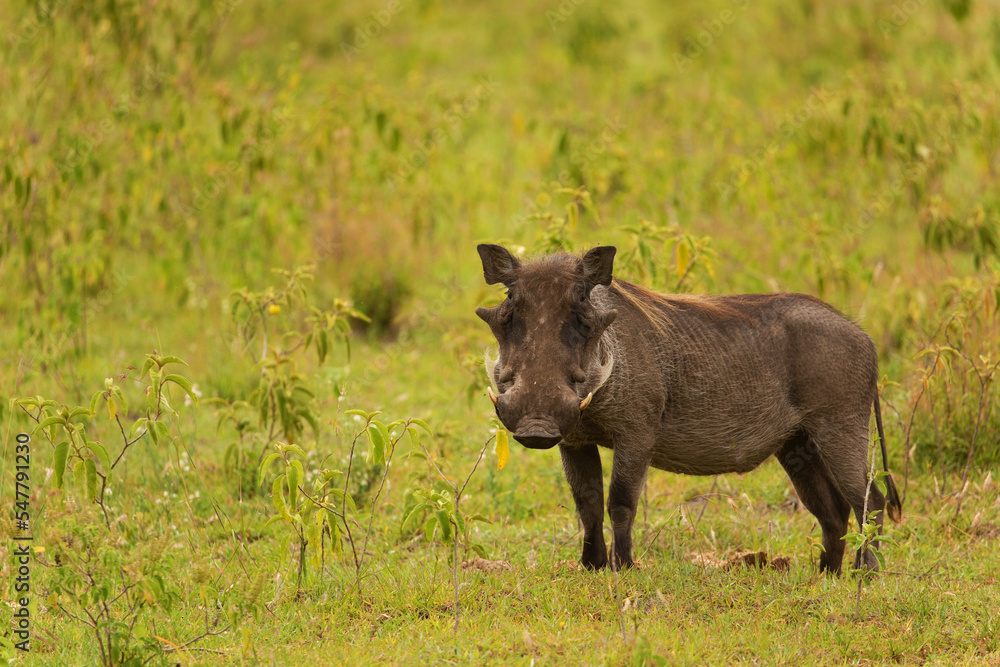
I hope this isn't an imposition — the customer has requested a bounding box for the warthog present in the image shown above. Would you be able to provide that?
[475,244,902,573]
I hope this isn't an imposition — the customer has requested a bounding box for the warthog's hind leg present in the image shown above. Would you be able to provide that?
[777,430,852,575]
[811,424,890,574]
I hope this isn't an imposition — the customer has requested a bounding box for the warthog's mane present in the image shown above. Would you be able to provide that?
[608,279,757,332]
[606,279,851,334]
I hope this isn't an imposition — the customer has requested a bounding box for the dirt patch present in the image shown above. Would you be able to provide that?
[554,559,583,571]
[971,522,999,540]
[461,558,513,573]
[688,550,791,572]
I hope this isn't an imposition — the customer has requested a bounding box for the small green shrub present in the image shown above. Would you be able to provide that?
[349,264,413,338]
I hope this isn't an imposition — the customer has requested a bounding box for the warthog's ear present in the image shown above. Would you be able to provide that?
[477,244,521,285]
[582,246,616,291]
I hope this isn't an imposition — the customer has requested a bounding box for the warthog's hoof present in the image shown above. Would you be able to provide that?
[581,550,608,571]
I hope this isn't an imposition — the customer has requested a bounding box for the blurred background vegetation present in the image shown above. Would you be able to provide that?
[1,0,999,663]
[3,0,997,468]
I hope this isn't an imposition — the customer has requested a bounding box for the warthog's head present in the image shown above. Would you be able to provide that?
[475,244,618,449]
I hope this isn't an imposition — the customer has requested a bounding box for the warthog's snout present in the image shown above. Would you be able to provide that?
[494,384,583,450]
[512,418,562,449]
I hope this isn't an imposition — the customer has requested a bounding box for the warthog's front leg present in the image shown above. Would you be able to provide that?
[607,444,651,570]
[559,443,608,569]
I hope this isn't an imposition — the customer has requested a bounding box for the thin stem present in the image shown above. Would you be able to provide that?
[110,412,146,469]
[417,434,494,633]
[953,360,997,520]
[609,537,627,643]
[855,434,879,617]
[357,434,400,588]
[341,426,366,575]
[453,434,493,632]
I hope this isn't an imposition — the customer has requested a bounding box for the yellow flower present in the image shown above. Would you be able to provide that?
[268,304,281,315]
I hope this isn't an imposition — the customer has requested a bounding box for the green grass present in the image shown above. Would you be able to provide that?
[2,0,1000,664]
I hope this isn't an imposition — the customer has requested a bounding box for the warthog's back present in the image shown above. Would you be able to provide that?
[600,288,878,476]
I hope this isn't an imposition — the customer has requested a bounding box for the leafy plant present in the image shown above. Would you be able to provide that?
[39,514,181,667]
[349,264,413,338]
[530,186,603,255]
[256,411,434,588]
[616,220,717,293]
[403,430,500,631]
[228,265,367,450]
[15,353,196,525]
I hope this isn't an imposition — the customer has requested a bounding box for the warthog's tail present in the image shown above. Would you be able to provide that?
[874,393,903,523]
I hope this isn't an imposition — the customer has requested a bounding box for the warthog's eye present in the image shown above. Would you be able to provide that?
[562,307,595,348]
[498,298,513,322]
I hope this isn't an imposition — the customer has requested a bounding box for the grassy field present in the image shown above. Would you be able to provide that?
[2,0,999,664]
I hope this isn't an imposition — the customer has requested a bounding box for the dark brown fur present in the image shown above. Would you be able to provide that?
[476,245,902,573]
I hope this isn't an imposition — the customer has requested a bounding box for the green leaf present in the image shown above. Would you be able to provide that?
[111,387,129,418]
[401,502,431,533]
[87,441,112,479]
[308,517,323,566]
[328,515,343,555]
[158,356,188,367]
[129,418,149,440]
[376,421,393,457]
[285,444,308,459]
[164,374,198,403]
[436,509,453,543]
[223,442,237,471]
[410,418,431,434]
[16,397,39,409]
[84,458,98,502]
[304,410,320,438]
[272,475,290,520]
[152,420,171,443]
[34,415,65,433]
[150,366,162,400]
[258,453,281,488]
[73,460,86,494]
[53,441,70,489]
[328,488,357,513]
[345,409,370,419]
[407,426,421,450]
[287,460,304,511]
[89,391,104,417]
[317,329,328,364]
[68,407,91,420]
[367,423,386,465]
[422,516,437,541]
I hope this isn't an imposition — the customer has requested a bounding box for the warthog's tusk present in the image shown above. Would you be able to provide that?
[488,386,499,406]
[579,392,593,410]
